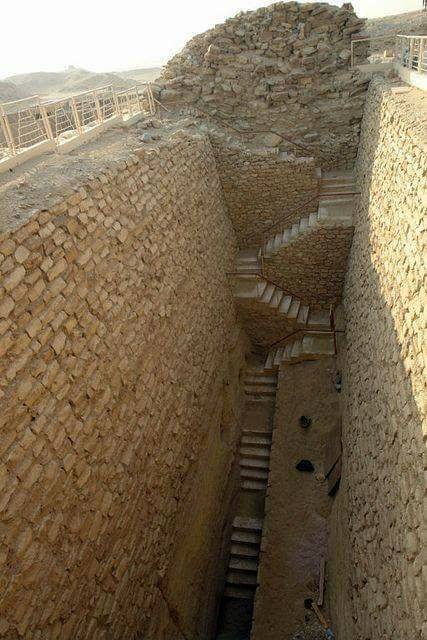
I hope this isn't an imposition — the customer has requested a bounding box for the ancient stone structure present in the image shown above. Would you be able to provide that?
[328,78,426,640]
[0,3,425,640]
[159,1,368,166]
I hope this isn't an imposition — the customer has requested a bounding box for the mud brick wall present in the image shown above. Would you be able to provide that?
[0,134,247,639]
[212,141,318,248]
[328,79,426,639]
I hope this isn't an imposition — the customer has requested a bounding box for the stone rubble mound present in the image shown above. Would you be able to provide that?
[156,2,368,166]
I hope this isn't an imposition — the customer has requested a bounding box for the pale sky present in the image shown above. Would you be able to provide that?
[0,0,421,78]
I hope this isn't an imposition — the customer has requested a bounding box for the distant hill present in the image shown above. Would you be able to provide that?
[119,67,162,84]
[366,10,427,38]
[1,66,162,103]
[0,80,26,103]
[4,68,136,100]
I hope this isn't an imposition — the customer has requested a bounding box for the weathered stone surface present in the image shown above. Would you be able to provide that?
[328,79,426,640]
[159,2,368,168]
[0,135,248,639]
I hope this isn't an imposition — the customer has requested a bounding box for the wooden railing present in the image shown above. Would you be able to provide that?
[0,83,156,172]
[396,35,427,74]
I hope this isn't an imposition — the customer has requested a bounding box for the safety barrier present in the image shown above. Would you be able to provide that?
[0,83,156,173]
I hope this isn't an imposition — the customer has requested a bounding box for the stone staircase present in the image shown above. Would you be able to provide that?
[240,369,275,491]
[239,430,272,492]
[231,170,357,330]
[233,274,331,329]
[262,194,354,259]
[224,517,263,600]
[265,332,335,371]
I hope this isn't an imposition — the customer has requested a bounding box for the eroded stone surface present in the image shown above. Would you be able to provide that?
[328,79,426,640]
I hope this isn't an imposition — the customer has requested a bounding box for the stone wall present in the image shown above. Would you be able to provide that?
[158,2,369,168]
[0,134,248,639]
[264,225,354,307]
[212,140,318,248]
[328,80,426,639]
[251,357,340,639]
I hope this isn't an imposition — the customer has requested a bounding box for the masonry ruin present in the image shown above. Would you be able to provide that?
[0,3,425,640]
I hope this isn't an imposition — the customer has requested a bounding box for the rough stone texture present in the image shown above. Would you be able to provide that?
[328,79,426,640]
[212,140,318,247]
[264,226,354,307]
[251,357,340,639]
[0,134,249,639]
[158,2,369,168]
[234,296,300,347]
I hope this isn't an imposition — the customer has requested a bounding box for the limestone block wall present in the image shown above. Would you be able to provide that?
[264,225,354,307]
[0,134,248,639]
[159,2,369,167]
[212,141,318,248]
[328,79,426,639]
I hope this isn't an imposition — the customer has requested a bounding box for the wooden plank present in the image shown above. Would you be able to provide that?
[324,419,342,477]
[317,557,325,606]
[327,457,342,496]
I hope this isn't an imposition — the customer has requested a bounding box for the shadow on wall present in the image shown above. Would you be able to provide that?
[328,80,425,640]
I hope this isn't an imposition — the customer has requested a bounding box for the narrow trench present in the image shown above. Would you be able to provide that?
[215,353,277,640]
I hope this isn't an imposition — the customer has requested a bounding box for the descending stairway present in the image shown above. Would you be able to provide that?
[240,370,276,491]
[262,193,354,259]
[240,430,272,492]
[233,275,331,328]
[231,170,357,329]
[265,332,335,371]
[320,169,358,197]
[225,517,263,600]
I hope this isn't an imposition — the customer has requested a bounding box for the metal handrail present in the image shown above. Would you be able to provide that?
[227,270,306,305]
[245,190,359,247]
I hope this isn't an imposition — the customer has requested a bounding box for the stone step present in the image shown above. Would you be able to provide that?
[279,294,293,314]
[299,216,309,233]
[230,543,259,558]
[237,248,261,263]
[240,467,269,480]
[229,557,258,573]
[307,309,331,328]
[260,283,275,304]
[282,228,292,244]
[236,263,262,274]
[226,571,258,586]
[231,530,262,545]
[242,479,267,492]
[287,299,301,319]
[241,435,272,446]
[317,198,354,227]
[273,347,284,366]
[224,585,255,600]
[239,446,270,460]
[240,457,270,470]
[233,516,263,531]
[302,333,335,355]
[290,338,303,359]
[244,375,276,385]
[297,304,309,325]
[309,211,319,226]
[242,428,272,438]
[244,385,276,396]
[232,277,267,299]
[269,288,283,309]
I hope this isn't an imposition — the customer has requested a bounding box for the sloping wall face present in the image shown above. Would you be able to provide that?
[0,135,247,639]
[328,80,426,639]
[159,2,368,167]
[212,141,318,248]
